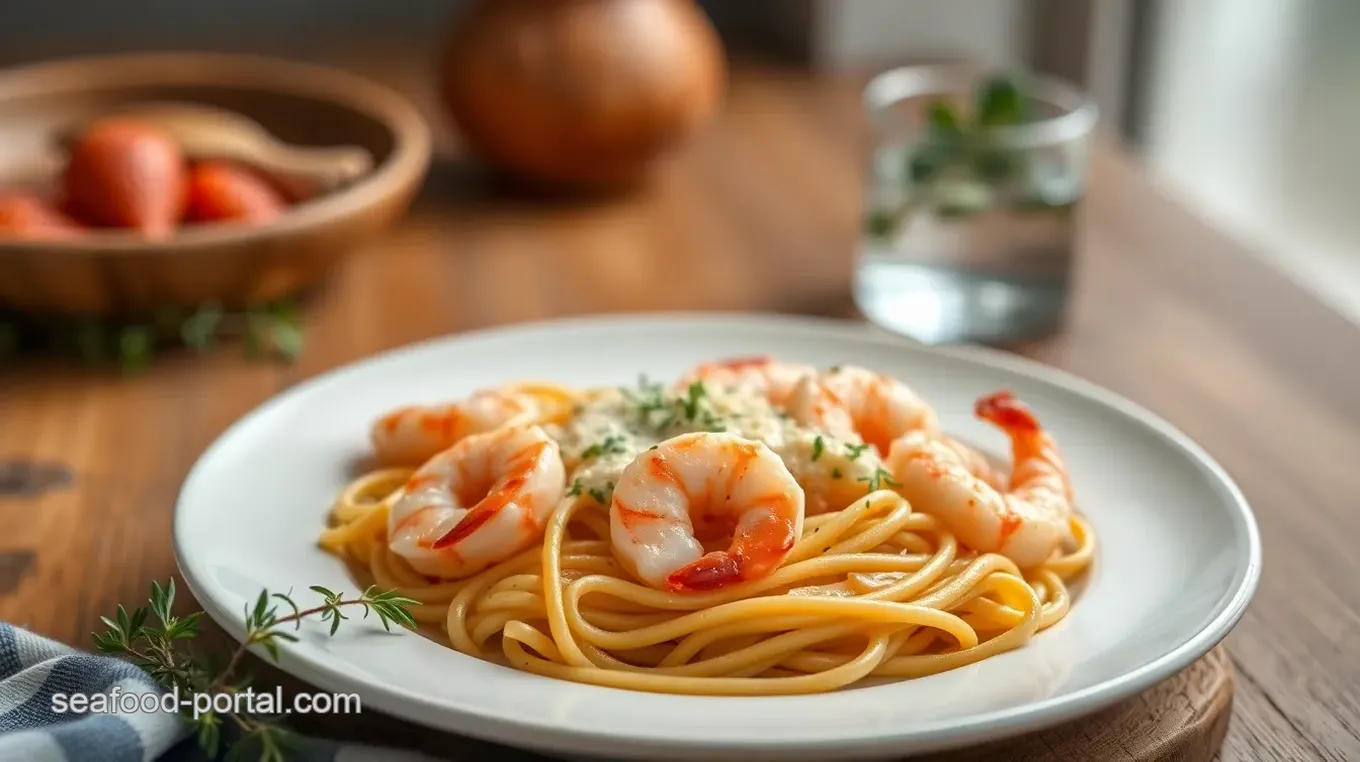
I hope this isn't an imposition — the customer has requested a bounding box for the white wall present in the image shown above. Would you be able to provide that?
[813,0,1027,70]
[1140,0,1360,323]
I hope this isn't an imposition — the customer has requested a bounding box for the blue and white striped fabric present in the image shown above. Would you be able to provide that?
[0,623,433,762]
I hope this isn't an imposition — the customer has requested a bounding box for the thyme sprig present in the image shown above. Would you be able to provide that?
[93,579,417,761]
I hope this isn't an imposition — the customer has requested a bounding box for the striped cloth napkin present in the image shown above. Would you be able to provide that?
[0,622,433,762]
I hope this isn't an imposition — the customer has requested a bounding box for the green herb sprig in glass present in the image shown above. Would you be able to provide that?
[866,72,1068,242]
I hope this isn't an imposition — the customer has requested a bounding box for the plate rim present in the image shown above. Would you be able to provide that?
[173,311,1263,759]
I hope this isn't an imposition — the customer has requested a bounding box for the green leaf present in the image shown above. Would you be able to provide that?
[180,303,222,352]
[812,436,825,462]
[118,325,153,373]
[845,443,870,460]
[857,466,901,493]
[150,579,173,624]
[269,319,303,362]
[972,147,1025,185]
[92,631,123,654]
[907,143,951,184]
[374,596,418,631]
[251,590,270,629]
[166,611,203,640]
[243,309,268,359]
[268,298,299,323]
[308,585,338,602]
[863,209,898,241]
[927,100,964,137]
[261,635,281,663]
[127,607,150,640]
[975,74,1029,127]
[909,99,968,186]
[272,592,301,624]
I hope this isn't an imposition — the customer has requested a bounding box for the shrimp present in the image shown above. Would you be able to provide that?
[609,432,805,592]
[886,391,1073,568]
[676,355,817,408]
[934,436,1007,491]
[371,383,576,466]
[790,366,938,455]
[387,425,566,579]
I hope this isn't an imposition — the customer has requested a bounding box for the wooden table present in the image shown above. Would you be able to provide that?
[2,59,1358,762]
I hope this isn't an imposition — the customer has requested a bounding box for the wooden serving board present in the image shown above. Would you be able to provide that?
[290,646,1234,762]
[911,647,1234,762]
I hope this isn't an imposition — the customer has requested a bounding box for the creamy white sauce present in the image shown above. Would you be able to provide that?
[545,379,888,511]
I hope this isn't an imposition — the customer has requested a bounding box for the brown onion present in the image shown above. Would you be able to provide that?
[439,0,727,190]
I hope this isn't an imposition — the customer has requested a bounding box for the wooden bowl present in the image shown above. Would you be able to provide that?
[0,52,431,315]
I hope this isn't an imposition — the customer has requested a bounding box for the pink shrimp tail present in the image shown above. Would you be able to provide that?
[975,391,1039,432]
[431,475,526,549]
[666,551,742,592]
[665,510,796,592]
[431,506,495,549]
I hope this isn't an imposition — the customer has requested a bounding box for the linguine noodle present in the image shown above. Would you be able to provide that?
[320,464,1095,695]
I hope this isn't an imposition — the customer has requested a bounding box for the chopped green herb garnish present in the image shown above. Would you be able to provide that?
[812,436,825,461]
[622,375,669,426]
[829,365,842,374]
[587,484,614,508]
[581,434,627,460]
[845,443,871,460]
[566,478,583,498]
[648,444,658,451]
[857,467,900,493]
[681,381,706,421]
[831,468,842,479]
[698,408,726,432]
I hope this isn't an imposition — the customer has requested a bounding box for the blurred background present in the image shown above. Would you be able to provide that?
[0,0,1355,326]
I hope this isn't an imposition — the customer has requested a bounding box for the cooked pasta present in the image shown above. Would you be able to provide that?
[319,357,1095,695]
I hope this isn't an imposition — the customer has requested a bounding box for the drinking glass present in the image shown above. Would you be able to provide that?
[854,65,1098,345]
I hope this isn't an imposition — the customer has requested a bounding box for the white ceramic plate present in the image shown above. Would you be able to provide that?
[174,313,1261,761]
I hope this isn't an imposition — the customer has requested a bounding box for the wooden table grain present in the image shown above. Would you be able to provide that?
[2,57,1358,762]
